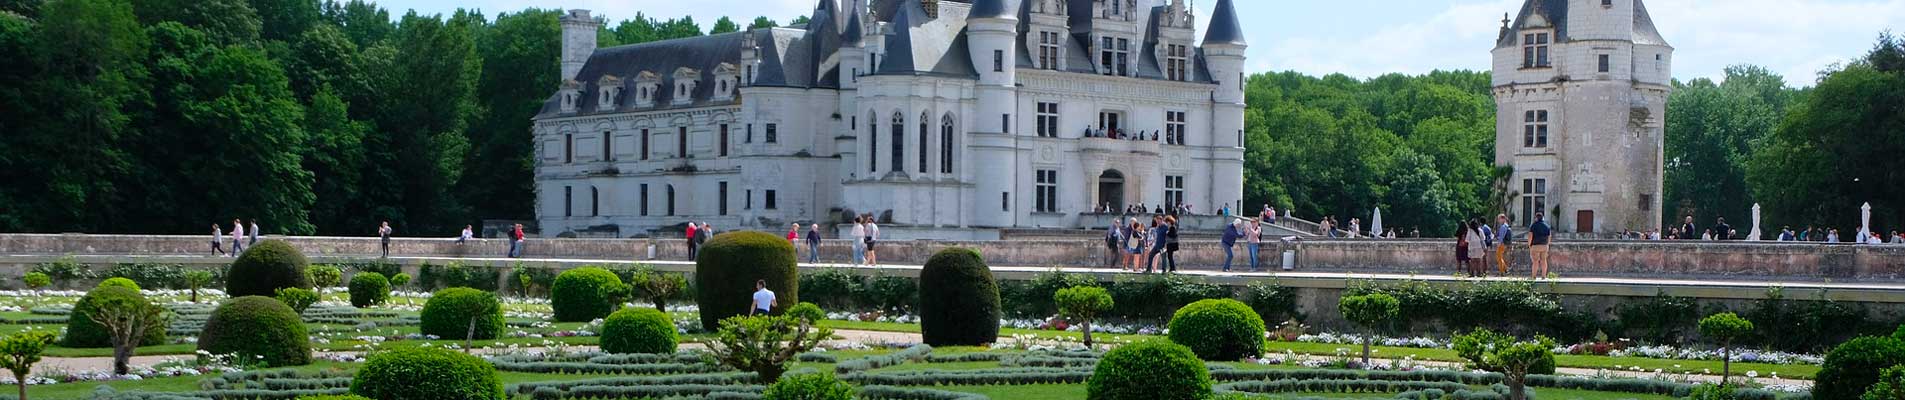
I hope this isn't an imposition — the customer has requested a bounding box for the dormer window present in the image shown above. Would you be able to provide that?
[1036,31,1063,70]
[596,75,623,111]
[1099,36,1130,77]
[634,71,660,107]
[1521,31,1552,68]
[558,80,584,113]
[1164,43,1190,81]
[713,63,739,101]
[672,67,700,106]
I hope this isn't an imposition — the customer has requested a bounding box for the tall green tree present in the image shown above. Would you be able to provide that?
[655,16,700,39]
[362,11,479,233]
[320,0,389,47]
[249,0,318,42]
[459,8,560,225]
[130,0,260,45]
[747,16,777,30]
[709,16,738,34]
[1748,34,1905,234]
[1662,65,1796,231]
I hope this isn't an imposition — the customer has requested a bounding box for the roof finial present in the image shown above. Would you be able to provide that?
[1501,12,1510,28]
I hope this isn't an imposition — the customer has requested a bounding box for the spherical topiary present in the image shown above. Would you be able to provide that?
[762,373,855,400]
[693,231,799,329]
[918,247,1001,346]
[226,240,311,297]
[348,272,391,308]
[1813,336,1905,400]
[97,277,140,291]
[550,267,624,322]
[61,285,166,348]
[197,296,310,367]
[390,272,413,289]
[600,307,678,354]
[419,287,505,340]
[309,265,343,288]
[1167,299,1266,361]
[786,302,825,323]
[1086,340,1212,400]
[22,272,51,289]
[351,346,504,400]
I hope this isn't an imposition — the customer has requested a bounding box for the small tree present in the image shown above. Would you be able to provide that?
[0,330,56,400]
[707,314,833,383]
[21,272,50,291]
[275,287,319,314]
[1699,312,1755,384]
[1337,294,1400,365]
[630,267,687,311]
[389,273,412,289]
[1055,286,1114,348]
[1866,365,1905,400]
[1488,337,1556,400]
[183,271,213,303]
[309,265,343,288]
[87,290,168,374]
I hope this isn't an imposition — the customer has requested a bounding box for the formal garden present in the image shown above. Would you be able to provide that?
[0,233,1901,400]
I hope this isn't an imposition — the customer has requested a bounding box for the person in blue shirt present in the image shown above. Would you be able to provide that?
[1527,212,1552,279]
[1495,214,1513,275]
[1219,220,1240,272]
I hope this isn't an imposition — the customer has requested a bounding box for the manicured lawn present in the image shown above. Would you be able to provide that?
[943,383,1086,400]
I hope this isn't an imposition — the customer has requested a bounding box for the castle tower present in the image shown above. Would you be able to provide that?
[559,10,600,81]
[1491,0,1673,234]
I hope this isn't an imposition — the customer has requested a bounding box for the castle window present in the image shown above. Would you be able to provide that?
[671,68,700,105]
[1520,178,1548,225]
[765,190,778,209]
[1001,114,1010,133]
[602,131,613,161]
[1165,111,1186,145]
[564,186,573,217]
[1522,32,1551,68]
[640,129,650,160]
[718,181,728,216]
[1164,175,1185,208]
[1165,44,1189,81]
[640,184,650,216]
[1036,102,1059,138]
[868,111,879,173]
[1100,37,1130,76]
[765,123,778,143]
[666,185,676,216]
[1038,32,1062,70]
[993,50,1004,72]
[634,71,660,107]
[590,186,599,216]
[1598,54,1611,73]
[1097,111,1122,135]
[678,127,689,158]
[1035,170,1058,213]
[718,124,729,157]
[564,133,574,164]
[1522,110,1549,148]
[890,113,905,172]
[940,114,955,174]
[918,112,929,173]
[1602,0,1613,6]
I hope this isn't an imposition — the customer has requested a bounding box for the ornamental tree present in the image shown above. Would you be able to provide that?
[707,314,832,383]
[0,330,57,400]
[1055,286,1114,348]
[87,287,169,374]
[1488,337,1557,400]
[1338,293,1400,365]
[1699,312,1755,384]
[183,270,213,303]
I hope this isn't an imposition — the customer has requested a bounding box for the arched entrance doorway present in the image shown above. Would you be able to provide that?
[1098,170,1125,212]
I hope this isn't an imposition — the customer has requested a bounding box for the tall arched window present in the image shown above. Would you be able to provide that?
[665,185,677,216]
[867,110,878,173]
[890,112,904,173]
[940,114,955,174]
[918,112,929,174]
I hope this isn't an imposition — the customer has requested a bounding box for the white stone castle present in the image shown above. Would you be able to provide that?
[1493,0,1672,234]
[532,0,1248,239]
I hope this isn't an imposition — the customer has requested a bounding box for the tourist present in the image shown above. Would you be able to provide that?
[864,219,880,267]
[1828,229,1840,243]
[1245,217,1263,272]
[1144,216,1167,273]
[1702,229,1715,241]
[1162,216,1181,273]
[230,219,246,255]
[1411,227,1420,238]
[1105,221,1125,269]
[1125,218,1145,272]
[1348,218,1361,239]
[458,225,473,243]
[1528,211,1552,279]
[1800,225,1814,241]
[850,218,867,266]
[1495,214,1513,275]
[210,223,225,256]
[807,224,822,263]
[377,221,392,258]
[1477,218,1494,270]
[749,279,777,315]
[1454,220,1471,275]
[510,223,526,257]
[787,223,800,243]
[1856,226,1872,244]
[248,220,260,246]
[1778,227,1795,242]
[1893,230,1902,244]
[1680,216,1697,240]
[1868,230,1886,245]
[1219,220,1240,272]
[698,223,715,252]
[686,222,699,260]
[1714,217,1732,241]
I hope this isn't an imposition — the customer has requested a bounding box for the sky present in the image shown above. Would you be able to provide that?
[371,0,1905,86]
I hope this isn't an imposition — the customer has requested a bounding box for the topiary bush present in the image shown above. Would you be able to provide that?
[1339,293,1402,365]
[197,296,311,367]
[694,231,799,329]
[348,272,390,308]
[351,346,503,400]
[226,240,312,297]
[1165,299,1264,361]
[419,288,505,340]
[600,307,679,354]
[550,267,623,322]
[1086,340,1212,400]
[918,248,1001,346]
[21,272,50,289]
[1057,286,1115,348]
[1813,336,1905,400]
[61,286,165,348]
[389,272,412,289]
[97,277,140,291]
[786,302,825,324]
[763,372,855,400]
[309,265,343,288]
[274,287,318,314]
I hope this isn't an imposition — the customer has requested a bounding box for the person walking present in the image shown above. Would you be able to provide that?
[458,225,473,243]
[210,224,225,256]
[1105,221,1125,269]
[1454,221,1471,276]
[698,223,715,250]
[1144,217,1167,273]
[1495,214,1513,275]
[806,224,822,263]
[1162,216,1181,273]
[1245,217,1263,272]
[510,223,526,257]
[749,279,777,315]
[230,219,246,255]
[864,219,880,267]
[1219,220,1240,272]
[377,221,393,258]
[1466,220,1487,277]
[1124,218,1144,272]
[1528,211,1552,279]
[248,220,260,246]
[685,223,700,260]
[1679,216,1697,240]
[1477,218,1494,272]
[1713,217,1732,241]
[786,223,801,260]
[851,218,867,266]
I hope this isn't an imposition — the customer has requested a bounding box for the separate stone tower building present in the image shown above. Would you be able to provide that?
[1492,0,1672,234]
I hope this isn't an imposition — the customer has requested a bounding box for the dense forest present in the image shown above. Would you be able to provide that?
[0,0,1898,237]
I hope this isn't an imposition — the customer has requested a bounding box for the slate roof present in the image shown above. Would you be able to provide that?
[1201,0,1245,46]
[968,0,1016,19]
[1496,0,1667,48]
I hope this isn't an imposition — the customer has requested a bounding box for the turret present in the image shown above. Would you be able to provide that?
[967,0,1018,87]
[560,10,600,81]
[1201,0,1246,105]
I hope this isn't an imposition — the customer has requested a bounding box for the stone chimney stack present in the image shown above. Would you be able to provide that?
[560,9,601,81]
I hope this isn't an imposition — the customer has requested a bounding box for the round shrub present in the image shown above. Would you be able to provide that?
[351,346,503,400]
[786,302,825,323]
[348,272,391,308]
[226,240,312,297]
[309,265,343,288]
[600,307,679,354]
[390,272,412,289]
[763,373,855,400]
[550,267,624,322]
[1086,340,1212,400]
[1813,336,1905,400]
[419,287,504,340]
[693,231,799,329]
[21,272,50,289]
[918,247,1001,346]
[198,296,310,367]
[1167,299,1266,361]
[98,277,140,291]
[61,285,165,348]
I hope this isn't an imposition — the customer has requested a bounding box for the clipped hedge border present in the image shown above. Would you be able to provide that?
[842,366,1091,386]
[857,385,991,400]
[834,344,934,374]
[1215,378,1471,394]
[505,372,759,395]
[520,383,766,400]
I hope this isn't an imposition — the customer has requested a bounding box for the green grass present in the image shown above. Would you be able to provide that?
[1261,341,1820,380]
[942,383,1087,400]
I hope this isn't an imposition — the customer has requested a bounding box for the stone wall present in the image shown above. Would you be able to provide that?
[2,233,1902,281]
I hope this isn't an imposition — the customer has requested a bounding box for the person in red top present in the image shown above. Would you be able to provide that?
[508,223,526,258]
[786,223,800,241]
[686,223,700,260]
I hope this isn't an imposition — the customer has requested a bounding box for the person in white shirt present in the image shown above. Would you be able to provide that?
[211,224,225,256]
[750,280,777,315]
[230,219,245,256]
[248,220,260,246]
[864,220,881,267]
[457,225,474,243]
[850,219,867,266]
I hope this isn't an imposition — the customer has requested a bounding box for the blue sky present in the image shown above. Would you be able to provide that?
[373,0,1905,86]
